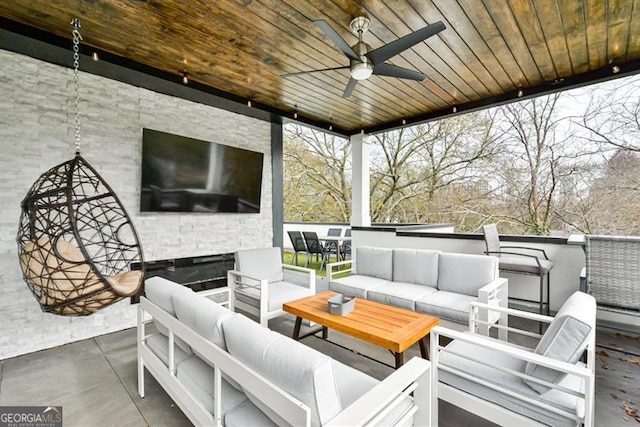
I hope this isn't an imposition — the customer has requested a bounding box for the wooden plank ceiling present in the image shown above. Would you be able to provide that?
[1,0,638,135]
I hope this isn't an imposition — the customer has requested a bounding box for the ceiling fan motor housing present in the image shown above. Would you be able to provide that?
[350,41,373,80]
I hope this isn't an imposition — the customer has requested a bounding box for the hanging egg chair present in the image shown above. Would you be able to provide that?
[16,19,144,316]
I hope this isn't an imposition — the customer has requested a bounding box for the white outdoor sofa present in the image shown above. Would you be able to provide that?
[138,276,432,426]
[430,291,596,427]
[328,246,508,334]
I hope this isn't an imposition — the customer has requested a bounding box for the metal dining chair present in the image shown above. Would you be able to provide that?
[287,231,307,266]
[302,231,331,271]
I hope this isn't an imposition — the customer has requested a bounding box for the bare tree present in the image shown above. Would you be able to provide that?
[283,125,351,222]
[492,94,582,235]
[370,112,500,223]
[579,76,640,153]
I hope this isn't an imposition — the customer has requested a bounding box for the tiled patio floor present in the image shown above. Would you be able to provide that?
[1,311,638,426]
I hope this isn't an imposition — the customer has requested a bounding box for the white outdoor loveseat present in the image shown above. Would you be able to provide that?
[328,246,508,334]
[430,291,596,427]
[138,276,432,426]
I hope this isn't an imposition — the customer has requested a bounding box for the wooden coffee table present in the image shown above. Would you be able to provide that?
[283,291,439,368]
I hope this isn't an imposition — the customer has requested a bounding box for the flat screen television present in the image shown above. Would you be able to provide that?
[140,129,264,213]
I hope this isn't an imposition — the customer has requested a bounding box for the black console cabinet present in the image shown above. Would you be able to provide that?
[131,253,234,302]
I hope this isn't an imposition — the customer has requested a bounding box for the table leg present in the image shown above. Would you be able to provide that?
[394,352,404,369]
[419,335,430,360]
[322,326,328,339]
[292,316,302,341]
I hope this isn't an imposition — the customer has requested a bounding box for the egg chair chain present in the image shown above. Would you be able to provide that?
[71,18,82,155]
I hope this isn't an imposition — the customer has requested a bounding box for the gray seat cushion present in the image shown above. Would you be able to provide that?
[329,275,391,298]
[355,246,393,280]
[437,253,498,296]
[145,333,192,371]
[415,291,477,324]
[224,400,277,427]
[223,314,343,427]
[499,256,554,275]
[525,292,595,394]
[144,276,194,355]
[235,280,311,311]
[368,282,438,310]
[176,356,248,416]
[439,339,584,427]
[392,248,440,287]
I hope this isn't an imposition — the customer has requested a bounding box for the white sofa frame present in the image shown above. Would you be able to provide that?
[228,263,315,327]
[137,295,433,426]
[327,259,509,337]
[430,302,595,427]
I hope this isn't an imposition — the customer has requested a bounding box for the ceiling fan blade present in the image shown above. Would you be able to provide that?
[283,66,350,77]
[313,20,360,61]
[365,21,446,65]
[373,63,426,81]
[342,78,358,98]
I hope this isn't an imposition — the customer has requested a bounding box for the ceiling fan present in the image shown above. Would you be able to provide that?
[284,17,446,98]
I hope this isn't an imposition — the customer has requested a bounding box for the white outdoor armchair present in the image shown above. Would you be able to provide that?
[430,291,596,427]
[228,247,316,327]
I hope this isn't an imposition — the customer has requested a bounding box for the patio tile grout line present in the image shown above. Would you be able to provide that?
[92,337,150,426]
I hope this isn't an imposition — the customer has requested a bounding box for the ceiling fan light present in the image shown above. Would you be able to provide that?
[351,63,373,80]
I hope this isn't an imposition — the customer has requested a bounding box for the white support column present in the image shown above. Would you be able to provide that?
[351,132,371,226]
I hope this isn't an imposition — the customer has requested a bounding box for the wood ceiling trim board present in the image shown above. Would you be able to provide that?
[480,0,544,86]
[322,0,471,107]
[140,1,375,126]
[607,0,634,63]
[422,0,507,95]
[351,0,485,102]
[286,0,435,117]
[529,0,575,76]
[342,0,462,108]
[626,0,640,61]
[428,0,515,92]
[456,0,529,87]
[583,0,609,69]
[553,0,590,75]
[507,0,559,80]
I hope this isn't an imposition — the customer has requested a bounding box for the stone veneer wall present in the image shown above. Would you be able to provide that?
[0,49,273,360]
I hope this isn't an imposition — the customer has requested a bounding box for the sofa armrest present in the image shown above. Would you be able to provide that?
[476,277,508,338]
[326,357,432,427]
[227,270,269,315]
[327,259,354,282]
[283,264,316,294]
[429,325,595,426]
[469,302,555,344]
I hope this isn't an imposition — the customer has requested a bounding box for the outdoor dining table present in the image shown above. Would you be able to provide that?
[317,235,352,261]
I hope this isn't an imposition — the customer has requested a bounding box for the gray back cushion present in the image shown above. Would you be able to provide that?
[355,246,393,281]
[525,292,596,394]
[172,289,233,351]
[223,314,342,427]
[144,277,193,354]
[393,248,440,287]
[235,247,283,283]
[437,253,498,296]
